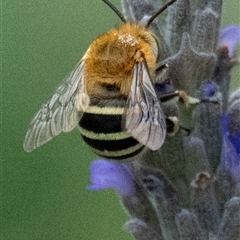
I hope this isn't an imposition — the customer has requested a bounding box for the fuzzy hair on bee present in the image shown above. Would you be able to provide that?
[23,0,177,160]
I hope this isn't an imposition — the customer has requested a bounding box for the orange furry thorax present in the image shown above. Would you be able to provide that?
[84,23,158,98]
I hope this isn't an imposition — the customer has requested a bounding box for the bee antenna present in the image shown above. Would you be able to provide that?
[147,0,177,27]
[102,0,126,23]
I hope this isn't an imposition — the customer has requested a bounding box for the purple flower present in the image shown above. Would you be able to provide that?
[200,81,217,99]
[218,25,240,57]
[220,115,240,181]
[87,159,135,196]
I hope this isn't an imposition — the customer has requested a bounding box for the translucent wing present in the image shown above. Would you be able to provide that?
[23,60,89,152]
[125,62,166,150]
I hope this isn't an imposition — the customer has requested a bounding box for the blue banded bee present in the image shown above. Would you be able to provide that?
[23,0,177,160]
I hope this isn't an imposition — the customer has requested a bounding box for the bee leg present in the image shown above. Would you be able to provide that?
[166,115,193,136]
[155,63,169,83]
[159,87,200,107]
[160,91,200,137]
[156,63,169,72]
[174,90,200,108]
[166,116,180,136]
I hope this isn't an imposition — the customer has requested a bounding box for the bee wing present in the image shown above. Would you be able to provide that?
[125,62,166,151]
[23,60,89,152]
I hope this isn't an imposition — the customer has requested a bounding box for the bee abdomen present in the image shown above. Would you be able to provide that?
[79,105,144,160]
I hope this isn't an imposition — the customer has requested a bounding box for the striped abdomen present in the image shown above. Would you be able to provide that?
[79,105,144,160]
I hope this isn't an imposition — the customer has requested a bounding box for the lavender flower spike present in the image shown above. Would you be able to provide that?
[87,159,135,196]
[218,25,240,57]
[86,1,240,239]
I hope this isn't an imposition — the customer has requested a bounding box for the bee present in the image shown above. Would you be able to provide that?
[23,0,177,160]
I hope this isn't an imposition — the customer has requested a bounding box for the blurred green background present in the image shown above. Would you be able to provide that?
[2,1,240,239]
